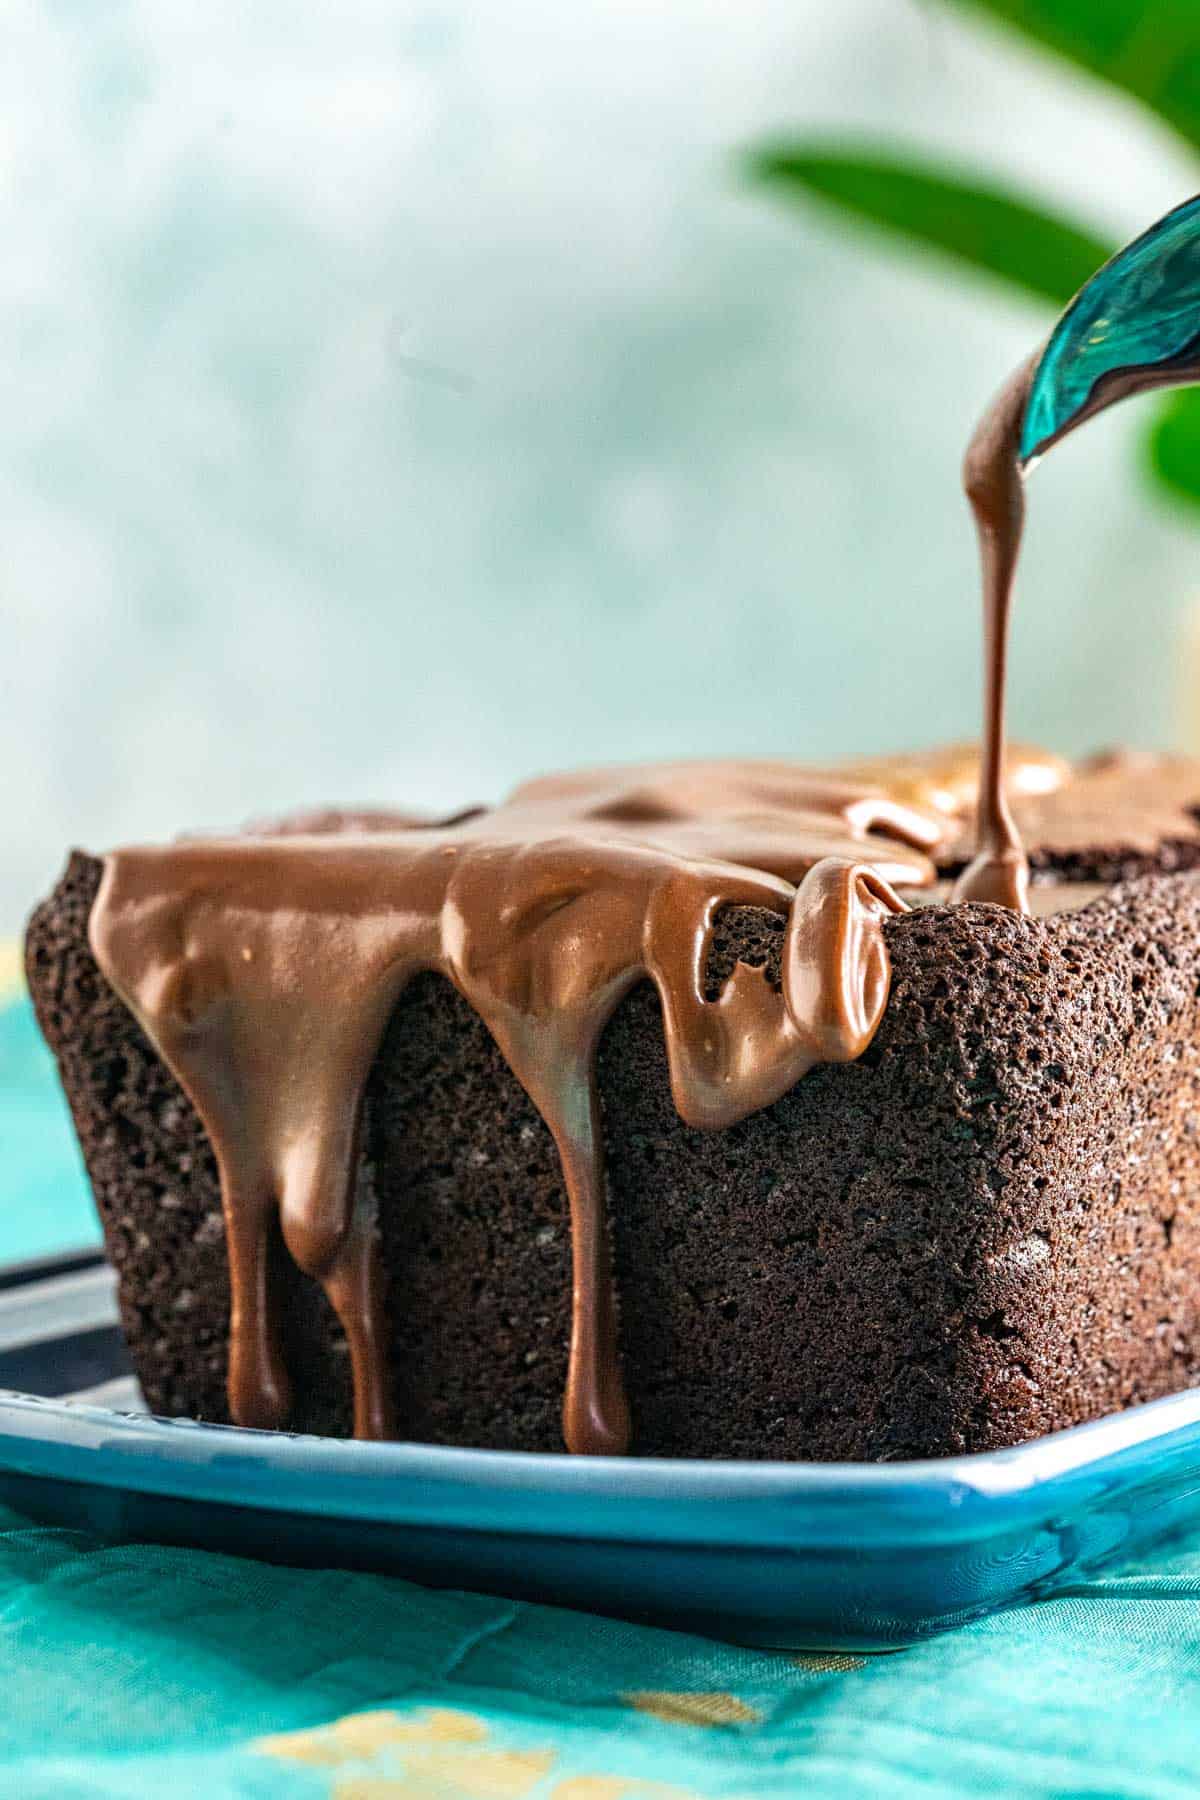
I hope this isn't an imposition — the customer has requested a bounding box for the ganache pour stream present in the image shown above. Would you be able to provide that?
[956,191,1200,909]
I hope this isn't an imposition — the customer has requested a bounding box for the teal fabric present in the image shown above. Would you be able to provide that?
[5,983,1200,1798]
[1,990,100,1263]
[3,1508,1200,1798]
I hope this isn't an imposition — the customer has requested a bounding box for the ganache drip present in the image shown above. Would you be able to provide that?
[86,755,992,1454]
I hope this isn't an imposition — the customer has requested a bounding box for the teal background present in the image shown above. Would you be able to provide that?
[0,995,97,1261]
[7,1,1200,935]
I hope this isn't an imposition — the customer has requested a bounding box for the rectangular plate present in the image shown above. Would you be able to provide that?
[3,1249,1200,1649]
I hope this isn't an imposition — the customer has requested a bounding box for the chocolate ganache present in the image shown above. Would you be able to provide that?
[88,759,949,1455]
[954,346,1192,911]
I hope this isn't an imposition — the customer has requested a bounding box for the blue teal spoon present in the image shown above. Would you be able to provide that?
[954,195,1200,911]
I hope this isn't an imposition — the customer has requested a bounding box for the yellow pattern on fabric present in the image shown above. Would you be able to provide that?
[335,1775,699,1800]
[255,1705,705,1799]
[788,1651,868,1672]
[336,1745,554,1797]
[256,1707,488,1764]
[552,1784,630,1800]
[624,1692,761,1727]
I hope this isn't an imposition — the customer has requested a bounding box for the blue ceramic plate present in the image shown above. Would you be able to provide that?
[2,1248,1200,1650]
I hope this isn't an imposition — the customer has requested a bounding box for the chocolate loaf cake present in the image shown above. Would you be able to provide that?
[24,746,1200,1460]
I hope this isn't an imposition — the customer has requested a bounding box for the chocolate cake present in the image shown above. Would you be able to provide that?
[27,257,1200,1464]
[25,746,1200,1460]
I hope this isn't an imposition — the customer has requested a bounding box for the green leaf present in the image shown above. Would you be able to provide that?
[1146,388,1200,509]
[945,1,1200,156]
[746,144,1115,306]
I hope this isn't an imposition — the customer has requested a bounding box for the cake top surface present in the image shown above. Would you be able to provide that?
[211,743,1200,877]
[239,743,1198,881]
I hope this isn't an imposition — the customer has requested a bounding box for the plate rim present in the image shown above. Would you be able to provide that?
[3,1380,1200,1548]
[5,1244,1200,1549]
